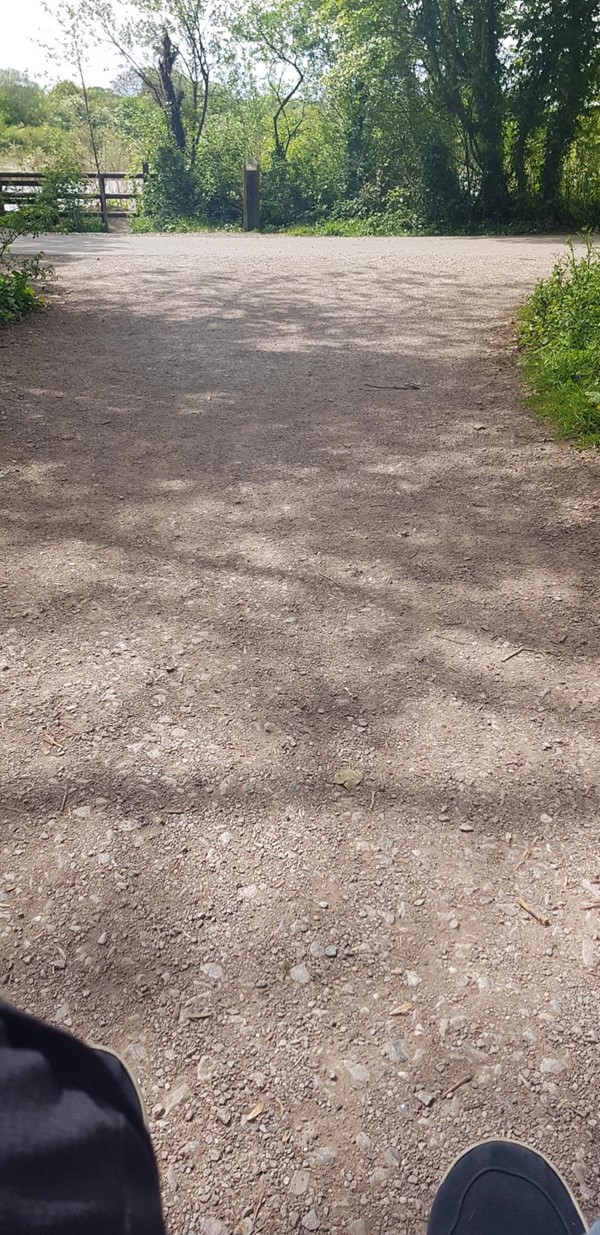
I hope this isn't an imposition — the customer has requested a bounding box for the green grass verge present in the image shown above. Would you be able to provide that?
[130,215,240,234]
[518,238,600,449]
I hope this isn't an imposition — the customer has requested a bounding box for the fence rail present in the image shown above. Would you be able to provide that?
[0,172,144,228]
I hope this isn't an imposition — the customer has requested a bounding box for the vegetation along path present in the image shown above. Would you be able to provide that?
[1,234,599,1235]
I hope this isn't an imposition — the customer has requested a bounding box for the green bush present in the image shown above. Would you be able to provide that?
[518,238,600,447]
[0,206,53,326]
[140,144,200,228]
[0,267,40,324]
[39,166,102,232]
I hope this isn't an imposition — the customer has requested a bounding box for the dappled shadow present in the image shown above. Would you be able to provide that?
[1,234,599,1228]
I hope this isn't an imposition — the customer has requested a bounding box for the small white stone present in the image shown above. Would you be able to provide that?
[290,964,310,985]
[289,1170,310,1196]
[202,962,224,980]
[344,1061,370,1085]
[540,1057,565,1075]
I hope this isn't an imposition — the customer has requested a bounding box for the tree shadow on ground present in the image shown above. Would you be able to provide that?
[1,236,599,1229]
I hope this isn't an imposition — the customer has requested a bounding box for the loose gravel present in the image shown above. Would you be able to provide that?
[1,234,599,1235]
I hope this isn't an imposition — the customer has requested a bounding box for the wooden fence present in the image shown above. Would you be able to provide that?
[0,172,144,228]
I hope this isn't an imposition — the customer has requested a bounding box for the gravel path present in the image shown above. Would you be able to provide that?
[1,234,599,1235]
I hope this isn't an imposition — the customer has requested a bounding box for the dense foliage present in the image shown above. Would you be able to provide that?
[0,208,53,326]
[1,0,599,233]
[519,240,600,447]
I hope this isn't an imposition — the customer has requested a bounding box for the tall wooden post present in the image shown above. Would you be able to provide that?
[98,173,109,230]
[243,160,260,232]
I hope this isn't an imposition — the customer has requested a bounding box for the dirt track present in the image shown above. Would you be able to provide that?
[1,234,599,1235]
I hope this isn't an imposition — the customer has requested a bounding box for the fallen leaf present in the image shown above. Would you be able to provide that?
[390,1001,413,1016]
[333,767,363,791]
[246,1102,265,1122]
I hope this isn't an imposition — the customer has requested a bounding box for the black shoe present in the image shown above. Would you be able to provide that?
[428,1139,587,1235]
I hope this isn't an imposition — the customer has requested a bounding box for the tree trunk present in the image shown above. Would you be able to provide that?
[472,0,508,215]
[158,31,186,153]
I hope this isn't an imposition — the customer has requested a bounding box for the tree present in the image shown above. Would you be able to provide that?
[510,0,600,208]
[91,0,214,168]
[236,0,328,160]
[0,70,46,127]
[416,0,509,215]
[43,2,104,176]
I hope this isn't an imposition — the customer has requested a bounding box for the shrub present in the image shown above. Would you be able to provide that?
[0,210,53,326]
[0,268,39,324]
[518,237,600,447]
[41,164,103,232]
[141,144,200,228]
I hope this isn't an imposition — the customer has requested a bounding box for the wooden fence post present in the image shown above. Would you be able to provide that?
[0,175,4,214]
[98,173,109,229]
[243,161,260,231]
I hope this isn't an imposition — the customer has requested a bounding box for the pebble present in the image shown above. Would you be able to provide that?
[290,964,310,985]
[164,1082,191,1113]
[384,1147,401,1167]
[539,813,553,825]
[73,805,91,819]
[540,1057,565,1075]
[309,1146,336,1167]
[202,963,224,980]
[384,1039,407,1064]
[289,1170,311,1196]
[197,1052,214,1081]
[289,1213,300,1230]
[356,1132,372,1151]
[415,1090,434,1107]
[216,1107,232,1126]
[199,1219,229,1235]
[344,1061,370,1085]
[325,945,338,958]
[406,971,422,987]
[348,1223,367,1235]
[236,1221,254,1235]
[302,1210,319,1232]
[53,1004,71,1026]
[582,938,595,968]
[98,931,108,946]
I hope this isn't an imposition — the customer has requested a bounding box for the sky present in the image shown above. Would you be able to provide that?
[3,0,122,86]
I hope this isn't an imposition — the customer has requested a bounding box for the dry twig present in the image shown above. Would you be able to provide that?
[444,1074,473,1099]
[518,896,550,926]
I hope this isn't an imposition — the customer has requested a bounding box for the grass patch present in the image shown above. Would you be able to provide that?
[130,214,240,234]
[518,238,600,448]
